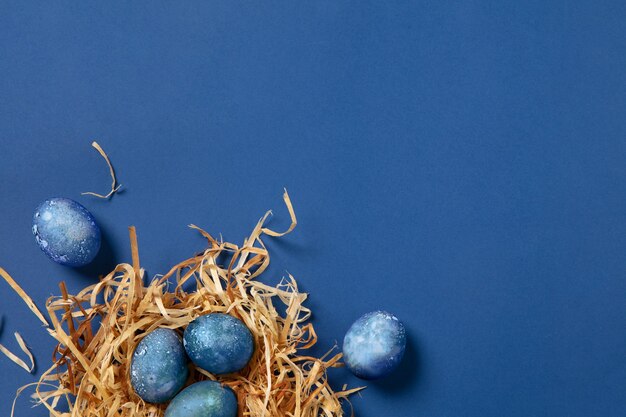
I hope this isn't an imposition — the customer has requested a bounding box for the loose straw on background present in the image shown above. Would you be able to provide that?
[0,332,35,373]
[82,141,121,199]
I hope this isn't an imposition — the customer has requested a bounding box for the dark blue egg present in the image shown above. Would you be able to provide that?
[32,198,101,267]
[165,381,237,417]
[130,328,189,404]
[183,313,254,375]
[343,311,406,380]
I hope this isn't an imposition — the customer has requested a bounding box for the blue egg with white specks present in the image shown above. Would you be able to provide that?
[165,381,237,417]
[131,328,189,404]
[32,198,101,267]
[343,311,406,380]
[184,313,254,375]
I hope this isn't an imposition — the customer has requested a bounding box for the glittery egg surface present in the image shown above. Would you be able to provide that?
[343,310,406,380]
[130,328,189,404]
[183,313,254,375]
[32,198,101,267]
[164,381,237,417]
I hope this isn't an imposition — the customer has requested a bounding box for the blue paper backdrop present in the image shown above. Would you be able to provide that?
[1,2,626,416]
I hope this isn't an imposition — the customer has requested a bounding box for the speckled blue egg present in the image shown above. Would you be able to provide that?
[343,311,406,380]
[32,198,101,267]
[165,381,237,417]
[183,313,254,375]
[130,328,189,404]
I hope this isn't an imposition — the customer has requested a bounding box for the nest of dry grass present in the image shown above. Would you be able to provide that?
[6,192,361,417]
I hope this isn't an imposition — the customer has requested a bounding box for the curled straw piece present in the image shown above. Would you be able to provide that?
[6,191,362,417]
[261,188,298,237]
[0,268,43,373]
[0,332,35,373]
[81,141,121,199]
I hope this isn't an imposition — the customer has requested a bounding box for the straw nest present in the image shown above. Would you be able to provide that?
[7,192,361,417]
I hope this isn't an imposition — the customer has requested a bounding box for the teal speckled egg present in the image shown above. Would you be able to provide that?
[32,198,101,267]
[164,381,238,417]
[183,313,254,375]
[343,311,406,380]
[130,328,189,403]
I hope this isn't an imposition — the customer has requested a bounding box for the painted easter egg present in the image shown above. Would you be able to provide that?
[343,310,406,380]
[130,328,189,403]
[165,381,237,417]
[32,198,101,267]
[183,313,254,374]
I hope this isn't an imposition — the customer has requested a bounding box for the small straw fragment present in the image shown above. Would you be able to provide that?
[261,189,297,237]
[0,267,49,326]
[0,332,35,373]
[81,141,121,199]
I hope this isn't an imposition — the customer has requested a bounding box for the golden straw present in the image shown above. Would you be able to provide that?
[7,191,361,417]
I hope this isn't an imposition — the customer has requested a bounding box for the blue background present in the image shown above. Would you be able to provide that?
[1,2,626,416]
